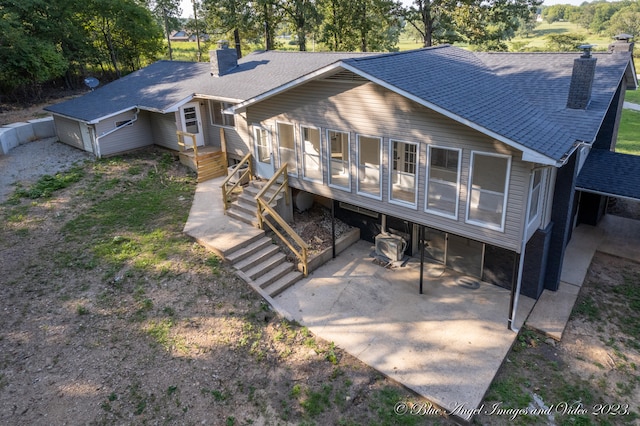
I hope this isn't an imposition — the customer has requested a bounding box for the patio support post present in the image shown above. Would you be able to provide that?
[419,225,425,294]
[331,200,336,258]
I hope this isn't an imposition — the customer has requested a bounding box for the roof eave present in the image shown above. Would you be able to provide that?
[229,62,346,113]
[339,63,562,167]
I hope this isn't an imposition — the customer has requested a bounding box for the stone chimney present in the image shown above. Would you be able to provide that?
[210,40,237,77]
[608,33,634,54]
[566,45,597,110]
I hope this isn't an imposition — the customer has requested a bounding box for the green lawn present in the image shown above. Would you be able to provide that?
[616,109,640,155]
[509,21,613,51]
[626,88,640,105]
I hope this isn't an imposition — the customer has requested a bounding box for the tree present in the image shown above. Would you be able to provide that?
[401,0,539,49]
[608,7,640,41]
[545,33,585,52]
[278,0,321,51]
[84,0,163,77]
[202,0,256,58]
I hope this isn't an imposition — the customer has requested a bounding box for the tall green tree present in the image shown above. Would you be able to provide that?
[84,0,163,77]
[203,0,256,57]
[401,0,540,49]
[609,6,640,40]
[278,0,321,51]
[318,0,399,51]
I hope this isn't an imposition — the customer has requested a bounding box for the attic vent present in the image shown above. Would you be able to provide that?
[325,70,368,82]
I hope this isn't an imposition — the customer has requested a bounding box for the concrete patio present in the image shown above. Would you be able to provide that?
[274,241,535,421]
[184,177,638,423]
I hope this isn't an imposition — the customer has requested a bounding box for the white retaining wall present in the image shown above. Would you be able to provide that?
[0,117,56,155]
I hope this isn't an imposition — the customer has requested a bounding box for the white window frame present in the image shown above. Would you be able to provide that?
[326,129,351,191]
[527,168,545,227]
[301,124,323,183]
[208,100,235,128]
[356,134,382,200]
[276,121,298,177]
[425,145,461,219]
[465,151,511,232]
[388,139,419,209]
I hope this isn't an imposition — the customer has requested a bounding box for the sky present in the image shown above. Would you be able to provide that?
[180,0,587,18]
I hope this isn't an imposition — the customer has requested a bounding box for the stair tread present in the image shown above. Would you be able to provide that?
[255,262,294,288]
[234,244,280,271]
[266,270,304,297]
[226,237,273,264]
[243,252,286,278]
[226,208,259,227]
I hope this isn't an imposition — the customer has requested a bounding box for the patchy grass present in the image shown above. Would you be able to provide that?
[626,89,640,105]
[617,109,640,155]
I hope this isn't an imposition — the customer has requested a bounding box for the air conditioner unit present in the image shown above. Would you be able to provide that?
[375,233,407,262]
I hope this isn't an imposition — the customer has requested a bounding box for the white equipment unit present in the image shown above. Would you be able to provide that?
[375,233,407,262]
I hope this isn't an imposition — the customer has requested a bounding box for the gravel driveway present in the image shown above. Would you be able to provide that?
[0,138,92,203]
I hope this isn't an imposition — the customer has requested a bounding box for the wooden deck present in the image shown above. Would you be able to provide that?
[179,147,227,183]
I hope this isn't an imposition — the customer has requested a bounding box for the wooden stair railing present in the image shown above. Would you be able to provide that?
[177,130,227,182]
[256,164,310,277]
[221,152,254,211]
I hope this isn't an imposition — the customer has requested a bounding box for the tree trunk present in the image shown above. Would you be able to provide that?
[234,28,242,59]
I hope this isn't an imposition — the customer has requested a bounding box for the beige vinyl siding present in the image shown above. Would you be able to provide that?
[96,110,153,156]
[247,80,529,252]
[53,116,84,150]
[150,112,180,150]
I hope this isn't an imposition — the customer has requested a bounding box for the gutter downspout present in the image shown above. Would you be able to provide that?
[94,108,139,158]
[508,166,538,332]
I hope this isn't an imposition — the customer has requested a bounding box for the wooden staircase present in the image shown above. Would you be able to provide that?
[226,181,282,227]
[176,130,226,183]
[224,181,303,297]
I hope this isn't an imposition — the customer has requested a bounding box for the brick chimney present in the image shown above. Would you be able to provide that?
[210,40,237,77]
[608,33,634,54]
[566,45,597,110]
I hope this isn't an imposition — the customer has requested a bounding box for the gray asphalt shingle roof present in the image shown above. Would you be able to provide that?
[46,45,635,163]
[576,149,640,200]
[343,47,579,161]
[45,50,373,123]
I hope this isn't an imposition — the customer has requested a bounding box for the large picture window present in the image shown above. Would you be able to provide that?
[466,152,511,231]
[426,146,460,218]
[327,130,350,190]
[390,140,418,207]
[357,135,382,199]
[209,100,235,127]
[301,126,322,182]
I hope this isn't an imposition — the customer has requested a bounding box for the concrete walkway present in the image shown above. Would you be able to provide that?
[184,177,639,422]
[624,101,640,112]
[527,215,640,340]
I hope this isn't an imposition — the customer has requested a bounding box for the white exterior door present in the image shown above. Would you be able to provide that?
[254,125,275,178]
[180,102,204,147]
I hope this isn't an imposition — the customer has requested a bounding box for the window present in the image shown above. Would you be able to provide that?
[253,126,271,164]
[277,122,297,176]
[357,135,382,199]
[301,126,322,182]
[528,169,543,225]
[115,119,132,127]
[327,130,350,189]
[209,100,235,127]
[390,140,418,206]
[466,152,511,231]
[426,146,460,218]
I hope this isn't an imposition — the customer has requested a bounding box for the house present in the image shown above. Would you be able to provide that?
[45,39,638,328]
